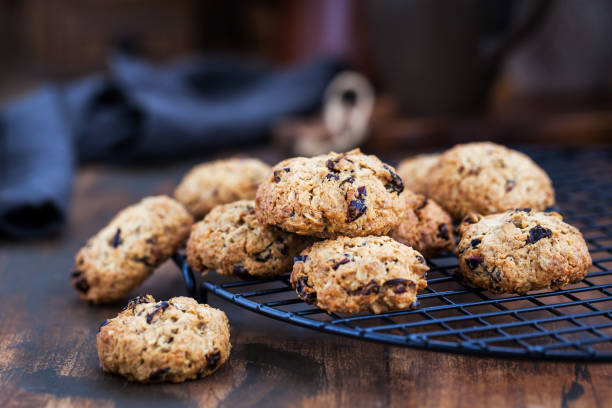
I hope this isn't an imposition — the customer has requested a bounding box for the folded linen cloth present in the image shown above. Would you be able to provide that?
[0,54,341,239]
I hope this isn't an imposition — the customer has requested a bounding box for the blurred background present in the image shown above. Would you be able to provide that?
[1,0,612,239]
[2,0,612,148]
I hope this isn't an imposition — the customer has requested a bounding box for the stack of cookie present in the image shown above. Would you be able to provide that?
[74,143,592,383]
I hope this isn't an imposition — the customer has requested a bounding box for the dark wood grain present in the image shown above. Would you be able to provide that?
[1,148,610,408]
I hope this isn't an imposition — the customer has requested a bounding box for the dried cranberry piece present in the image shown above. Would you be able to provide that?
[283,167,290,173]
[347,186,367,222]
[415,255,426,264]
[233,265,252,280]
[123,295,153,310]
[436,224,450,240]
[326,173,340,181]
[505,179,515,192]
[383,165,404,194]
[383,278,412,294]
[206,351,221,369]
[148,368,170,381]
[273,170,283,183]
[339,176,355,187]
[465,255,484,270]
[326,159,340,173]
[74,278,90,293]
[110,228,122,248]
[462,214,480,225]
[349,280,379,295]
[254,246,272,262]
[416,198,428,210]
[490,267,503,284]
[333,257,350,270]
[295,276,316,303]
[470,239,481,249]
[526,225,552,244]
[146,301,170,324]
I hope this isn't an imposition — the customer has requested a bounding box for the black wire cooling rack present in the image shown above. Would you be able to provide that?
[173,148,612,360]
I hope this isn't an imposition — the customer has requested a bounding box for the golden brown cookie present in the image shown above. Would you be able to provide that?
[457,209,591,294]
[186,200,314,279]
[427,142,555,220]
[255,149,405,238]
[290,236,428,314]
[396,153,439,195]
[174,158,270,218]
[97,295,231,383]
[390,190,455,258]
[71,196,193,304]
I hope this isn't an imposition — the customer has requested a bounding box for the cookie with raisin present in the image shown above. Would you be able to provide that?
[97,295,231,383]
[427,142,555,220]
[175,158,270,218]
[71,196,193,304]
[186,200,314,279]
[456,209,591,294]
[390,190,455,258]
[255,149,405,238]
[290,236,428,314]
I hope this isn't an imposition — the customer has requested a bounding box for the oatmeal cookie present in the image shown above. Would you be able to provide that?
[175,158,270,218]
[390,190,455,258]
[396,153,439,195]
[255,149,405,238]
[290,236,428,314]
[456,209,591,294]
[427,142,555,220]
[186,200,314,279]
[71,196,193,304]
[97,295,230,383]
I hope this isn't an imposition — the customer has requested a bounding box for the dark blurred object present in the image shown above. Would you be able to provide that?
[505,0,612,96]
[365,0,552,116]
[274,71,374,155]
[362,95,612,153]
[0,53,341,239]
[19,0,200,76]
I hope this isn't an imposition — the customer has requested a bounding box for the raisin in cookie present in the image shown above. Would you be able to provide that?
[71,196,193,304]
[427,142,555,220]
[255,149,405,238]
[290,236,428,314]
[396,153,439,195]
[175,158,270,218]
[97,295,230,383]
[456,209,591,294]
[187,200,314,279]
[390,190,455,258]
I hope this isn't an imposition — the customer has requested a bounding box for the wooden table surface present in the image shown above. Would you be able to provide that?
[1,147,610,408]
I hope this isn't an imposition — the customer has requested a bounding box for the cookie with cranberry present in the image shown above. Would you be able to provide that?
[396,153,439,195]
[390,190,455,258]
[427,142,555,220]
[186,200,314,279]
[97,295,231,383]
[290,236,428,314]
[255,149,405,238]
[457,209,591,294]
[71,196,193,304]
[175,158,270,218]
